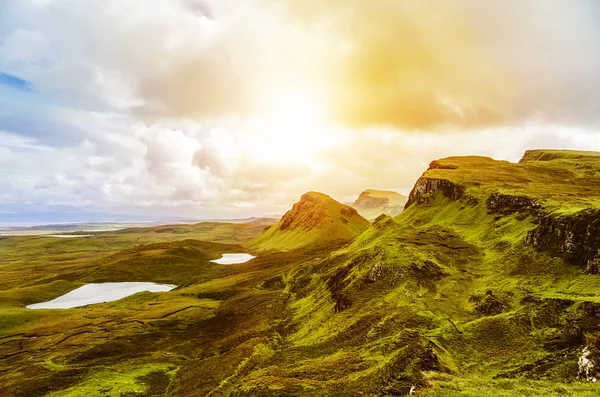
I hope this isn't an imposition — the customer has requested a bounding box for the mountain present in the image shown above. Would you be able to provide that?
[248,191,370,252]
[351,189,408,219]
[5,150,600,396]
[257,149,600,394]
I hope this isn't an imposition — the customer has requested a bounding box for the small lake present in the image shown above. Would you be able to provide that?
[46,234,94,238]
[26,282,176,309]
[210,253,255,265]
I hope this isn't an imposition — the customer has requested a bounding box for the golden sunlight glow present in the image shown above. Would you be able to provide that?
[247,88,340,165]
[263,90,327,130]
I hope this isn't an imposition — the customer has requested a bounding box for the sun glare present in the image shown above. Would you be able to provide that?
[264,90,327,130]
[248,88,338,164]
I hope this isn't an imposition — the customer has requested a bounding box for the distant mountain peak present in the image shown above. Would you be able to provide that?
[351,189,408,220]
[248,191,369,252]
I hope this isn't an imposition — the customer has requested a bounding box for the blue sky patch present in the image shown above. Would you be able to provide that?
[0,73,33,91]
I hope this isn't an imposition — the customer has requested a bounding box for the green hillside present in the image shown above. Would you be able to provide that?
[352,189,408,220]
[248,191,371,252]
[231,149,600,395]
[2,150,600,396]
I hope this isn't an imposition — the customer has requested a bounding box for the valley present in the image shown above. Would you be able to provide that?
[1,150,600,396]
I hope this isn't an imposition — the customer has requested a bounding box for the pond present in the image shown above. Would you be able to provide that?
[210,253,255,265]
[26,282,176,309]
[46,234,94,238]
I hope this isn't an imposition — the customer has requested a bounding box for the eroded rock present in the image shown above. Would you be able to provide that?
[405,178,465,209]
[526,209,600,272]
[486,193,542,213]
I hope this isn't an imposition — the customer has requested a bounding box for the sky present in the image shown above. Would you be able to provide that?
[1,0,600,221]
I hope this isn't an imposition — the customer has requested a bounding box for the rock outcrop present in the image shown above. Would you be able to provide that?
[405,177,465,209]
[486,193,543,213]
[526,209,600,273]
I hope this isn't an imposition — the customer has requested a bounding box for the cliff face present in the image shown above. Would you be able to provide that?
[526,209,600,273]
[405,177,465,209]
[354,192,388,209]
[279,193,328,231]
[403,151,600,276]
[486,193,543,213]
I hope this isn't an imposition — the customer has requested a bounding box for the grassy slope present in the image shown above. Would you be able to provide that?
[230,150,600,395]
[0,221,287,397]
[2,150,600,396]
[0,221,270,289]
[425,151,600,211]
[249,192,370,252]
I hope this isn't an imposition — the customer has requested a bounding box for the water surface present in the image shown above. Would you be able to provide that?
[210,253,255,265]
[27,282,176,309]
[46,234,94,238]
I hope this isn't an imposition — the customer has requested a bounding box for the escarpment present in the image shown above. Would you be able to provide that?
[519,149,600,163]
[405,177,465,209]
[239,150,600,394]
[400,151,600,279]
[279,193,327,231]
[526,209,600,273]
[486,193,543,213]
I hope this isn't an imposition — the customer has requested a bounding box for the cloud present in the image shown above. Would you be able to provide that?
[0,111,315,218]
[4,0,600,129]
[278,0,600,129]
[1,0,600,220]
[0,0,246,117]
[0,107,598,219]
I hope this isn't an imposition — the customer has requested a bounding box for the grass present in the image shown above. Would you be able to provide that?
[0,220,298,396]
[423,151,600,210]
[230,150,600,395]
[44,361,180,397]
[2,150,600,396]
[420,373,600,396]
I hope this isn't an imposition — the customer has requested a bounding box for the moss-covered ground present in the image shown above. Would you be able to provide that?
[2,150,600,396]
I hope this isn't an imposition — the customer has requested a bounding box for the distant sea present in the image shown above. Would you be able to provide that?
[0,217,278,236]
[0,221,162,236]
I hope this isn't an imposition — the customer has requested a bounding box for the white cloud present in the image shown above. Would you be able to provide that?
[1,0,600,219]
[1,105,599,218]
